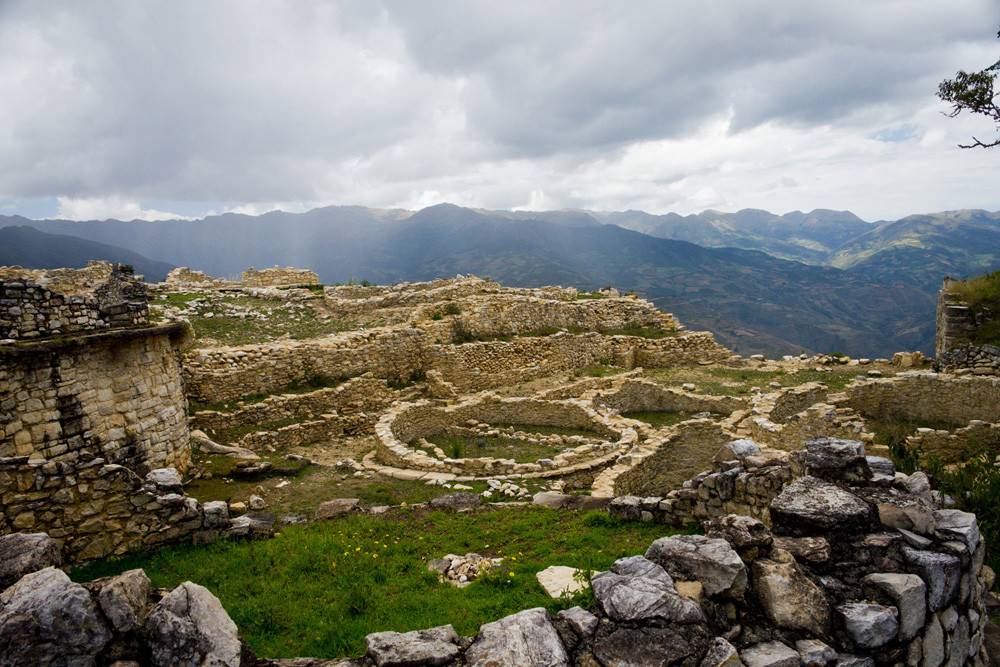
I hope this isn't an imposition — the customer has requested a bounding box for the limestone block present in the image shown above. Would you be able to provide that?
[465,608,568,667]
[364,624,461,667]
[863,573,926,641]
[838,602,899,649]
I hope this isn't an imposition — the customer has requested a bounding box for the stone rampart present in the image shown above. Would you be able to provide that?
[242,266,319,287]
[842,371,1000,426]
[1,324,190,473]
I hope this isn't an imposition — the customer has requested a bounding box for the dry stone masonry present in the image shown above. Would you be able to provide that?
[242,265,319,287]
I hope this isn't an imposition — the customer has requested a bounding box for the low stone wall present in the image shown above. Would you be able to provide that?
[189,375,394,432]
[904,420,1000,465]
[597,419,735,497]
[584,376,747,416]
[937,343,1000,377]
[242,266,318,287]
[375,394,637,479]
[739,402,875,452]
[843,371,1000,425]
[0,461,225,562]
[235,412,377,451]
[1,324,190,473]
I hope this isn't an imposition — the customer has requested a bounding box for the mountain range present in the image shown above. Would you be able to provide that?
[2,204,999,358]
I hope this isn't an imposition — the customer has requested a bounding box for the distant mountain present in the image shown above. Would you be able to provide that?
[1,204,939,357]
[0,224,175,282]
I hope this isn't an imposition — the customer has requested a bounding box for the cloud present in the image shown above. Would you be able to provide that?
[54,196,192,222]
[0,0,998,220]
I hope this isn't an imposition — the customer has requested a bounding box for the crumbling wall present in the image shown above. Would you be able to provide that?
[164,267,238,288]
[1,325,189,473]
[903,420,1000,465]
[584,377,747,416]
[0,260,115,295]
[242,265,319,287]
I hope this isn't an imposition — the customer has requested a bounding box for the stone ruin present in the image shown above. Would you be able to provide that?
[0,438,990,666]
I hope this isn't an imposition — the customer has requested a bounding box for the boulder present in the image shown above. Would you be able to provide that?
[314,498,360,520]
[837,602,898,649]
[364,624,461,667]
[904,472,933,502]
[0,566,110,665]
[705,514,773,553]
[901,547,961,612]
[799,437,872,483]
[769,477,873,535]
[933,509,981,552]
[144,468,184,495]
[609,555,673,585]
[428,492,483,512]
[591,571,705,623]
[862,573,926,641]
[752,549,831,635]
[465,608,568,667]
[701,637,742,667]
[556,606,598,638]
[646,534,747,598]
[536,566,587,599]
[716,439,760,462]
[771,536,831,563]
[202,501,231,529]
[876,499,936,535]
[795,639,837,666]
[0,532,62,591]
[593,627,695,666]
[741,641,800,667]
[146,581,242,667]
[94,569,155,633]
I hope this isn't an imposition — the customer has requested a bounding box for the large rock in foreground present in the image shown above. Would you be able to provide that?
[146,581,242,667]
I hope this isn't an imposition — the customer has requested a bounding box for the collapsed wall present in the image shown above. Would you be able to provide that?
[842,372,1000,426]
[241,266,319,287]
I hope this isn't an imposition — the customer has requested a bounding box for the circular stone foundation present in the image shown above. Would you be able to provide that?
[373,393,638,479]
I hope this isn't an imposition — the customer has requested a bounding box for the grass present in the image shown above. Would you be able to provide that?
[69,507,676,659]
[492,424,601,438]
[210,419,300,445]
[645,366,863,396]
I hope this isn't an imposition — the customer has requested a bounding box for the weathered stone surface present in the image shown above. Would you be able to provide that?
[901,547,961,612]
[752,549,831,635]
[741,641,800,667]
[862,573,926,641]
[769,476,873,535]
[795,638,837,666]
[705,514,773,552]
[771,536,831,563]
[933,509,981,552]
[146,581,242,667]
[904,471,933,502]
[834,656,875,667]
[922,614,945,667]
[465,607,568,667]
[95,568,154,633]
[591,571,704,623]
[716,439,760,461]
[609,555,673,586]
[866,456,895,477]
[428,492,483,512]
[314,498,360,519]
[202,500,230,528]
[593,627,695,667]
[364,624,460,667]
[646,534,747,598]
[877,499,937,535]
[144,468,183,495]
[557,606,598,638]
[801,437,872,482]
[838,602,899,649]
[700,637,742,667]
[0,532,62,591]
[0,566,111,665]
[536,566,587,599]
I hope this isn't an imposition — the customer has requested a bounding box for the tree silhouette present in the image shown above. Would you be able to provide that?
[938,29,1000,148]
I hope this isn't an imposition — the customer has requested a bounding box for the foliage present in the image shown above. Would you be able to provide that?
[938,28,1000,148]
[70,507,675,659]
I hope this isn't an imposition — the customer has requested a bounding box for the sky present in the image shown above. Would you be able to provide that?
[0,0,998,223]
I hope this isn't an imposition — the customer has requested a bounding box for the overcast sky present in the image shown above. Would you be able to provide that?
[1,1,998,222]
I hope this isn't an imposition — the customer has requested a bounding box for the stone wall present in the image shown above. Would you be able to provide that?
[0,463,225,562]
[182,328,729,405]
[1,325,190,473]
[583,376,747,416]
[842,371,1000,426]
[0,264,149,340]
[937,343,1000,377]
[937,277,979,357]
[904,420,1000,465]
[241,266,319,287]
